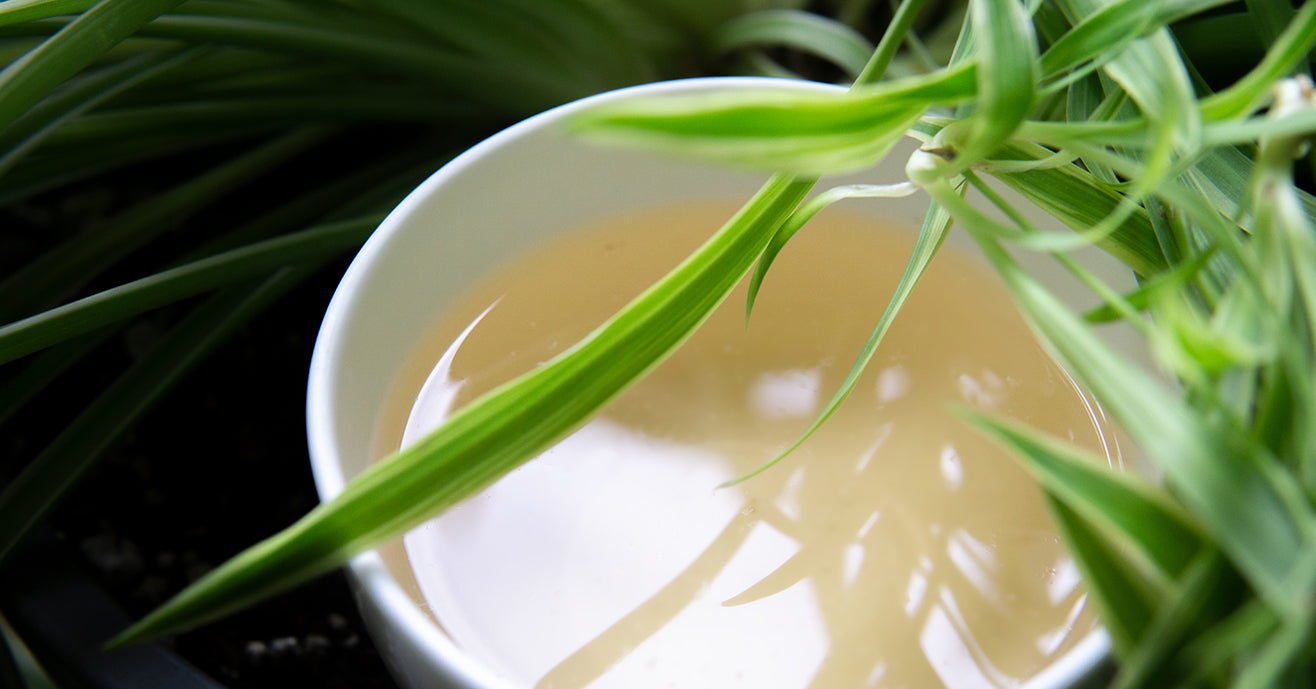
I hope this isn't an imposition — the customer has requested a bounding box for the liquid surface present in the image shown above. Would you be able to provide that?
[378,202,1116,689]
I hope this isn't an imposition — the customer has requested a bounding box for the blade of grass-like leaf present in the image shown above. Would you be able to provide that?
[712,9,875,80]
[1038,0,1233,82]
[852,0,928,86]
[1233,615,1316,689]
[0,126,272,203]
[0,615,24,689]
[0,329,115,428]
[1038,0,1156,80]
[0,0,184,134]
[932,177,1315,617]
[958,411,1205,584]
[1199,0,1316,120]
[462,0,653,88]
[567,61,977,175]
[128,13,584,115]
[910,0,1036,182]
[726,198,953,485]
[1065,75,1122,184]
[990,141,1166,275]
[1111,548,1239,689]
[1045,496,1158,656]
[1059,0,1202,208]
[176,143,446,260]
[40,96,483,145]
[0,216,379,364]
[359,0,581,81]
[0,126,330,322]
[0,47,194,178]
[1204,107,1316,148]
[1083,247,1215,323]
[0,0,97,27]
[1246,0,1298,43]
[0,269,310,565]
[1176,599,1279,686]
[746,181,917,320]
[109,173,816,646]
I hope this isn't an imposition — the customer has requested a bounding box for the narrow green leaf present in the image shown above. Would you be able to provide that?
[1039,0,1235,83]
[1200,0,1316,120]
[1112,549,1240,689]
[0,127,273,204]
[746,181,917,320]
[1176,600,1279,686]
[38,96,481,145]
[853,0,930,86]
[1233,616,1316,689]
[0,0,97,28]
[132,13,583,115]
[0,330,115,428]
[991,141,1166,276]
[726,198,953,485]
[0,47,193,178]
[0,126,330,322]
[712,9,875,80]
[0,269,310,565]
[1046,497,1158,656]
[1083,247,1216,323]
[929,177,1315,614]
[910,0,1036,182]
[567,61,977,174]
[0,216,378,365]
[1039,0,1160,79]
[960,411,1205,585]
[0,0,185,134]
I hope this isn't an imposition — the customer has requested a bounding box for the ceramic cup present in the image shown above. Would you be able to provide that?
[306,77,1127,689]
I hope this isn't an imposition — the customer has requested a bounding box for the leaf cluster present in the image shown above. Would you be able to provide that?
[0,0,824,682]
[5,0,1316,687]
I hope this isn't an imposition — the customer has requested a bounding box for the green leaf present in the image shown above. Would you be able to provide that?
[0,0,185,134]
[0,46,192,178]
[928,178,1316,616]
[0,0,97,28]
[746,181,917,320]
[726,197,953,485]
[712,9,876,80]
[1039,0,1235,83]
[567,61,978,175]
[990,141,1167,276]
[1045,497,1159,656]
[1083,247,1216,323]
[1112,549,1241,689]
[0,216,379,365]
[959,411,1205,586]
[1199,0,1316,120]
[966,0,1037,148]
[0,126,330,322]
[0,270,311,565]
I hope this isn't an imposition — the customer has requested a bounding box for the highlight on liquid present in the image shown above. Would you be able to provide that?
[373,201,1120,689]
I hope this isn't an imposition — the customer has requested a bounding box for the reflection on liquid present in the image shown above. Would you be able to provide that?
[386,203,1121,689]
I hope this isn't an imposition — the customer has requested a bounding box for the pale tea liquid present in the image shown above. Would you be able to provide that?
[374,202,1117,689]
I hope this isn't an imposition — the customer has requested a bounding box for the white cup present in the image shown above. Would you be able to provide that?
[306,77,1124,689]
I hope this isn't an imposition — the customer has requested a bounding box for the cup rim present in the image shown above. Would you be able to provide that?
[306,75,1114,689]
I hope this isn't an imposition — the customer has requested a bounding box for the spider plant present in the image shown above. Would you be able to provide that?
[5,0,1316,687]
[0,0,846,682]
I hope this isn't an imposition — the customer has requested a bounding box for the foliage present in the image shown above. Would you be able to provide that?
[2,0,1315,687]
